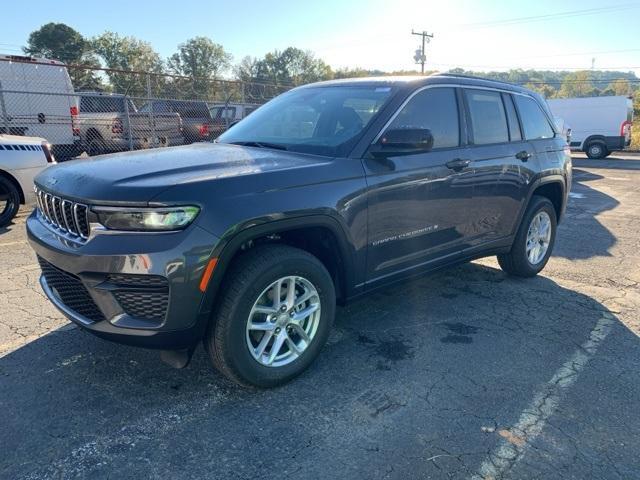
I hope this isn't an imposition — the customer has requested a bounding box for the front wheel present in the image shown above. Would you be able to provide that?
[205,245,336,388]
[498,196,557,277]
[0,176,21,228]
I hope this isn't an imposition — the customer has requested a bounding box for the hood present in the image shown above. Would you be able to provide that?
[34,143,331,205]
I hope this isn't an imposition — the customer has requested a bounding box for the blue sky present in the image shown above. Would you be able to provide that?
[2,0,639,75]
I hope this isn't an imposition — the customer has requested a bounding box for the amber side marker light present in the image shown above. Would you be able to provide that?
[199,258,218,292]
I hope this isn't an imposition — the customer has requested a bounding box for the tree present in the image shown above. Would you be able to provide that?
[168,37,231,79]
[558,71,594,98]
[608,79,630,96]
[92,32,164,95]
[253,47,333,86]
[167,36,231,99]
[23,23,102,89]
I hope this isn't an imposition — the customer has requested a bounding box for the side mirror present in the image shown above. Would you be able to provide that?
[371,128,434,157]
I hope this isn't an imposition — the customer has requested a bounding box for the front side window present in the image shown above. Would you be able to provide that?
[514,95,554,140]
[465,89,509,145]
[385,87,459,149]
[218,86,395,156]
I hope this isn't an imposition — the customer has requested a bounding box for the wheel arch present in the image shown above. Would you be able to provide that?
[200,215,356,320]
[582,135,606,151]
[0,169,25,204]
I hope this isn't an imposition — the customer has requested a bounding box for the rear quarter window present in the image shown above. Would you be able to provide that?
[514,95,554,140]
[464,89,509,145]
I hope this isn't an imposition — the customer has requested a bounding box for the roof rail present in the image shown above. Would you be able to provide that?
[432,72,521,88]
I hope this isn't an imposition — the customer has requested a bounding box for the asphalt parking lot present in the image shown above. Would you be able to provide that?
[1,154,639,479]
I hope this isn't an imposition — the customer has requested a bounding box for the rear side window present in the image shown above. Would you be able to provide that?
[464,89,508,145]
[502,94,522,141]
[387,87,459,149]
[170,101,212,119]
[514,95,554,140]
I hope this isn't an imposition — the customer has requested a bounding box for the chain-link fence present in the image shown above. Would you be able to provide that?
[0,57,291,160]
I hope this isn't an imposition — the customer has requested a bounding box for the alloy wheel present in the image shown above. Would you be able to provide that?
[246,276,321,367]
[526,211,552,265]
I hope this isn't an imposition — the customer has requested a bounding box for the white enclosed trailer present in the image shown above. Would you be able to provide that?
[547,95,633,159]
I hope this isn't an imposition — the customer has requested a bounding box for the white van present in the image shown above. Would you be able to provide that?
[547,95,633,159]
[0,55,81,160]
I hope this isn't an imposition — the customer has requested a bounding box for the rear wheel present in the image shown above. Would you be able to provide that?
[586,142,607,159]
[86,135,107,156]
[498,196,557,277]
[205,245,336,388]
[0,176,21,228]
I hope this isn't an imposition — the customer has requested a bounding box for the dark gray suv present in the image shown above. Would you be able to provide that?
[27,74,571,387]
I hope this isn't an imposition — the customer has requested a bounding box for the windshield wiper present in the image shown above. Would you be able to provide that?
[228,141,288,151]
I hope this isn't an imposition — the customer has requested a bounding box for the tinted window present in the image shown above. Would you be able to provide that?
[387,87,459,149]
[80,96,132,113]
[169,101,212,119]
[139,101,171,113]
[514,95,554,140]
[218,86,394,156]
[503,94,522,141]
[465,90,508,145]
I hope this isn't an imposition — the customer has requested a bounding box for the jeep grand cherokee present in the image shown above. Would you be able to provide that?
[27,74,571,387]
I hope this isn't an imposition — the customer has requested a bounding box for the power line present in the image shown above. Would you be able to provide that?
[453,3,640,30]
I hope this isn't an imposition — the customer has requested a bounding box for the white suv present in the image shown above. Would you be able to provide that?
[0,134,55,226]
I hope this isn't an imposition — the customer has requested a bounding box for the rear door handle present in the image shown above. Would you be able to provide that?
[516,150,531,162]
[445,158,471,171]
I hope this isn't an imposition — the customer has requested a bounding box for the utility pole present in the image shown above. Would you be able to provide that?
[412,29,434,74]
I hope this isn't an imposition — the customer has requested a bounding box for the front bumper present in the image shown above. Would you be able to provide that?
[27,210,220,349]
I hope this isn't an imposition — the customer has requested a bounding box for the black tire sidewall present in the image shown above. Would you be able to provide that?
[213,249,335,387]
[0,177,20,227]
[586,142,607,159]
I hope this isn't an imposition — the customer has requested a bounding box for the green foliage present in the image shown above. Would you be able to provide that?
[91,32,164,95]
[168,36,231,79]
[253,47,333,85]
[23,22,102,90]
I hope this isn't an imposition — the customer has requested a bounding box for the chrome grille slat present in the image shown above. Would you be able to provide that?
[34,187,90,242]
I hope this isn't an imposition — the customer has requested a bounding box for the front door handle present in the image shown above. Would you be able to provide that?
[445,158,471,171]
[516,150,531,162]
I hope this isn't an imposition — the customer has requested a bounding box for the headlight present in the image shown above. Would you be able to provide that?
[94,206,200,231]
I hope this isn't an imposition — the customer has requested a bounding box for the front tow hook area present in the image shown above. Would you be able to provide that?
[160,347,196,369]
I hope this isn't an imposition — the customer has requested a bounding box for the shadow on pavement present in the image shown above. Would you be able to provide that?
[552,167,619,260]
[1,263,638,479]
[573,156,640,171]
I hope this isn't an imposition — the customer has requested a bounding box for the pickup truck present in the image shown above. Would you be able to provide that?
[28,75,571,387]
[77,93,184,156]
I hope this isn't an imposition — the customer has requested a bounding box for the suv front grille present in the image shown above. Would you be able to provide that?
[34,187,90,240]
[37,256,105,322]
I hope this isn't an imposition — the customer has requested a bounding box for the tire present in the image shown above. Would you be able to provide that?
[86,135,107,156]
[0,176,21,228]
[497,195,557,278]
[585,142,607,159]
[205,244,336,388]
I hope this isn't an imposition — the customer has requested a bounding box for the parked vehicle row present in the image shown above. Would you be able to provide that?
[28,74,572,387]
[0,55,231,159]
[78,93,184,156]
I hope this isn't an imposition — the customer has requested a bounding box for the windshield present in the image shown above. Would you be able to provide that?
[218,85,395,156]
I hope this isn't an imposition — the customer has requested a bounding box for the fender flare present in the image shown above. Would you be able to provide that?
[513,176,567,233]
[197,214,357,320]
